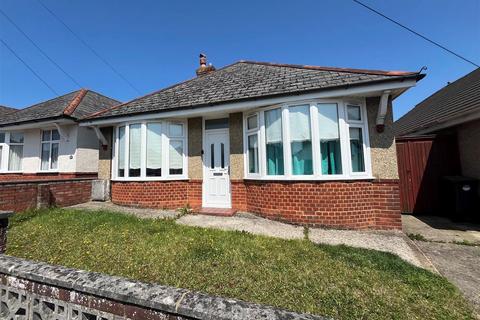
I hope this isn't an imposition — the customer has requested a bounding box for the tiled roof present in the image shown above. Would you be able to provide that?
[0,105,16,117]
[0,89,120,127]
[86,61,422,120]
[395,68,480,136]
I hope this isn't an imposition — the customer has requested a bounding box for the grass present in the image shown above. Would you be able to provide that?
[7,208,475,320]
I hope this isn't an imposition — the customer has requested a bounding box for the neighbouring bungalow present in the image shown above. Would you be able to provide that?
[81,55,425,230]
[395,68,480,216]
[0,90,119,211]
[0,105,16,117]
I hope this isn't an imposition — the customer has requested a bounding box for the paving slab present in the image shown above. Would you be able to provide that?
[177,214,305,240]
[402,214,480,244]
[69,201,180,219]
[415,241,480,314]
[308,228,427,268]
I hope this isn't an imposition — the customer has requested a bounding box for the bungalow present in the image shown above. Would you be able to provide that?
[81,55,425,230]
[395,68,480,216]
[0,90,119,211]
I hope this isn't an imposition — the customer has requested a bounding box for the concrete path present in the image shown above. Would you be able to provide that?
[178,213,428,269]
[402,214,480,244]
[415,241,480,314]
[69,201,180,219]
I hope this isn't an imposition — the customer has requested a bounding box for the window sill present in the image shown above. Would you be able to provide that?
[0,171,24,174]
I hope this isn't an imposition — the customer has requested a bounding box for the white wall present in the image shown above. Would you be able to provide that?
[75,126,99,173]
[12,124,99,174]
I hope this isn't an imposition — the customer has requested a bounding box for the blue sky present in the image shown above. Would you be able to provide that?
[1,0,479,120]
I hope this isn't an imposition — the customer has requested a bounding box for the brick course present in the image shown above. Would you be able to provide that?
[111,179,401,230]
[0,172,97,182]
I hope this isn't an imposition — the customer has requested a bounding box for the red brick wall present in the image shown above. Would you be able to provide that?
[110,179,400,230]
[112,181,191,209]
[236,179,401,230]
[0,180,93,212]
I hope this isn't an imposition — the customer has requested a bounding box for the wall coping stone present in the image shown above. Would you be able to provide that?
[0,255,328,320]
[0,177,95,186]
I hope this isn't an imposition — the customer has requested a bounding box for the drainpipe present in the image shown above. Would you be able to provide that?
[376,90,391,133]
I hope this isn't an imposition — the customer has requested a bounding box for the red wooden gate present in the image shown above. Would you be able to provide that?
[396,134,461,214]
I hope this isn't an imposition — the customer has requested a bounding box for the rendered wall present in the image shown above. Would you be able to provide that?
[366,97,399,180]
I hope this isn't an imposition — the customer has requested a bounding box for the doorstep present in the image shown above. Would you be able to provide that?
[194,207,237,217]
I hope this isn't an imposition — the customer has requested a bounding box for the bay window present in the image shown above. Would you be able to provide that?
[245,99,370,179]
[40,129,60,171]
[114,120,186,180]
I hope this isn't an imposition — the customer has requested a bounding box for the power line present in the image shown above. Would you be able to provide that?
[352,0,480,68]
[0,38,58,95]
[0,8,82,88]
[36,0,142,94]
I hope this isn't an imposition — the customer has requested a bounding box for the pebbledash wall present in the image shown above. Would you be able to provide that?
[109,98,401,230]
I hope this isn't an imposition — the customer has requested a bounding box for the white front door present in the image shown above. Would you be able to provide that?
[203,129,231,208]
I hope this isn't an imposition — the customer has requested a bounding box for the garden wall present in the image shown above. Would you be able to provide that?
[0,178,93,212]
[0,255,324,320]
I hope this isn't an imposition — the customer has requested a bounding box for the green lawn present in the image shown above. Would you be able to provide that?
[7,208,474,320]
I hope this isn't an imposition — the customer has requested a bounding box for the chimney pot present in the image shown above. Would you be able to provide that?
[196,53,216,77]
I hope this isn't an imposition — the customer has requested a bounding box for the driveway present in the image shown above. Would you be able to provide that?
[415,241,480,314]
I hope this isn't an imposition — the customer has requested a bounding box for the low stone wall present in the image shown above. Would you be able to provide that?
[0,179,93,212]
[0,255,326,320]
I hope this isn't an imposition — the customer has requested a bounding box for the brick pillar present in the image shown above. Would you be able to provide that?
[0,211,14,254]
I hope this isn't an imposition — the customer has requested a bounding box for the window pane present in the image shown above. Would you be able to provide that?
[247,115,257,130]
[289,105,312,175]
[52,129,60,141]
[0,133,4,143]
[118,126,126,177]
[51,143,59,169]
[205,118,229,130]
[349,127,365,172]
[10,132,24,144]
[8,145,23,171]
[347,105,361,121]
[169,123,183,137]
[129,124,141,177]
[0,146,2,168]
[41,143,50,170]
[146,123,162,176]
[42,131,51,141]
[265,108,284,175]
[169,140,183,175]
[248,134,259,174]
[318,103,342,175]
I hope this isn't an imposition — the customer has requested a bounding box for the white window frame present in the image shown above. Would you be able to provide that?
[243,98,373,181]
[0,131,24,173]
[244,112,261,178]
[112,119,188,181]
[40,129,60,172]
